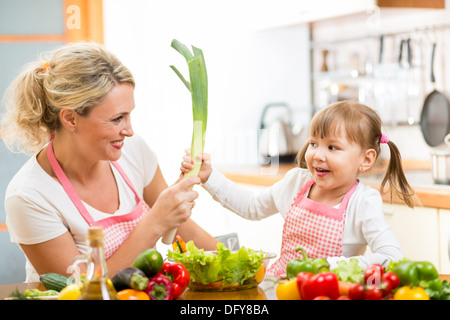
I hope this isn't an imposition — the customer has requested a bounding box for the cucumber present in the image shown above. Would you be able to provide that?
[40,273,70,292]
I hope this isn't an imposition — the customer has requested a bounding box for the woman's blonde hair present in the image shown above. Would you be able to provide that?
[0,42,135,154]
[297,100,417,208]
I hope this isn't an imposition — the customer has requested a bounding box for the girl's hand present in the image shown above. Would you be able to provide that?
[150,176,201,235]
[180,149,212,184]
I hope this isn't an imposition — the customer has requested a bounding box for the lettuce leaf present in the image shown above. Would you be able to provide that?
[168,241,265,285]
[331,258,365,283]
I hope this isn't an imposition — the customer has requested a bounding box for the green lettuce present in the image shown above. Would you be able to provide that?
[331,258,365,283]
[167,241,265,285]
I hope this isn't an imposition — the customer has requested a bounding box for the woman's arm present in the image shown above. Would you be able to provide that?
[106,165,202,275]
[142,166,218,250]
[20,232,81,277]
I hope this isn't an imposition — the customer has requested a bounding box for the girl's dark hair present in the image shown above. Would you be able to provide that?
[296,100,417,208]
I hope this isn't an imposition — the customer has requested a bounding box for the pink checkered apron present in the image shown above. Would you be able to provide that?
[47,139,150,259]
[267,178,358,276]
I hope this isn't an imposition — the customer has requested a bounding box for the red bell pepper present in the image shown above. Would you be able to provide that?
[161,261,190,299]
[297,271,339,300]
[145,274,174,300]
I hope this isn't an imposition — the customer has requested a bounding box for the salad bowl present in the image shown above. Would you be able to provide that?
[168,242,276,292]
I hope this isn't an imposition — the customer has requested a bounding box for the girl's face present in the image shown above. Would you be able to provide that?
[75,83,135,162]
[305,125,375,196]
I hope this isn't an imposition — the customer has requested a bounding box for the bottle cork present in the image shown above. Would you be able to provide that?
[87,227,104,245]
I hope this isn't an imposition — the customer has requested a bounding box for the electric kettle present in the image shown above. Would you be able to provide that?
[258,103,305,163]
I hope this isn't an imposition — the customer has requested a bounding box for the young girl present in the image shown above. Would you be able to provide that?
[181,101,417,276]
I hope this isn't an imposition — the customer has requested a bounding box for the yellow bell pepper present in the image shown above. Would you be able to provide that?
[276,278,301,300]
[393,286,429,300]
[57,284,81,300]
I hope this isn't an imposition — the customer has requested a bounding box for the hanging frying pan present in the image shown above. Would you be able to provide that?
[420,42,450,147]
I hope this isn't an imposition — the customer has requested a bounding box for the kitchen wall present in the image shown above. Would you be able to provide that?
[103,0,311,183]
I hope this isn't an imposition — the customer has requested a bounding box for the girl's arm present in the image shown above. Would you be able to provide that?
[181,151,310,221]
[202,168,279,221]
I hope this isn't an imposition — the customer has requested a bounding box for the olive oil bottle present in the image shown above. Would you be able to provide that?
[78,227,119,300]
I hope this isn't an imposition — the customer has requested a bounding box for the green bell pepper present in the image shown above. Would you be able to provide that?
[286,247,329,279]
[392,260,439,287]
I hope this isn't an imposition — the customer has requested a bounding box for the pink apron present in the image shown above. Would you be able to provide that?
[47,139,150,259]
[267,178,358,276]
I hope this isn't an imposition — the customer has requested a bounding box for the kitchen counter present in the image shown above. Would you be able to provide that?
[218,160,450,210]
[1,275,450,300]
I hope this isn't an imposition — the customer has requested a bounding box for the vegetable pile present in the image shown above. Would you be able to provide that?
[168,240,267,291]
[31,246,190,300]
[277,248,450,300]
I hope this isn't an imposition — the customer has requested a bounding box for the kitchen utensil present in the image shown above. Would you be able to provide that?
[420,42,450,147]
[258,103,305,163]
[430,133,450,184]
[397,38,412,124]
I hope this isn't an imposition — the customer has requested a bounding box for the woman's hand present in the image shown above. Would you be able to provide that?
[149,176,201,236]
[180,149,212,184]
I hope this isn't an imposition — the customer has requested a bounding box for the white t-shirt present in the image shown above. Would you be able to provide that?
[5,134,158,281]
[203,167,403,269]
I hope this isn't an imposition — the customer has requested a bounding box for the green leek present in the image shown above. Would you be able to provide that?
[162,39,208,244]
[170,39,208,178]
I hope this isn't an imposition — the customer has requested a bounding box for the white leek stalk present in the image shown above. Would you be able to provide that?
[161,39,208,244]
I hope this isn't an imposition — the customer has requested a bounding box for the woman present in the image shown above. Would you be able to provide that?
[0,42,218,282]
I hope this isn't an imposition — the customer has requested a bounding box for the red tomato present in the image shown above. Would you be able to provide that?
[381,279,393,297]
[364,264,384,287]
[382,272,400,290]
[365,286,383,300]
[348,283,365,300]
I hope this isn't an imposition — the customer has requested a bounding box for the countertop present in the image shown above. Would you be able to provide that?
[218,160,450,210]
[1,275,450,300]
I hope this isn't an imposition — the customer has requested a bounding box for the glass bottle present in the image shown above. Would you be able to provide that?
[77,227,119,300]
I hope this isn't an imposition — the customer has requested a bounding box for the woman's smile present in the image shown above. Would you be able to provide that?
[111,139,124,149]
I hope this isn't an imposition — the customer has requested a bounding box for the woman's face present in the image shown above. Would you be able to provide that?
[75,83,135,162]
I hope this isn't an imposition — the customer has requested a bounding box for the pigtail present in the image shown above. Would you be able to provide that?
[296,141,309,169]
[380,140,418,208]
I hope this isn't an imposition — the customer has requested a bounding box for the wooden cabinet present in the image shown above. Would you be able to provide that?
[438,209,450,273]
[254,0,445,30]
[382,203,450,273]
[382,204,449,273]
[376,0,445,8]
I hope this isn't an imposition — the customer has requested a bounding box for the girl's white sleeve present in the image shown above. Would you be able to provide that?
[202,167,306,221]
[202,168,277,220]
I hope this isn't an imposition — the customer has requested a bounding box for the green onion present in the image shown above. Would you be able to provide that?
[162,39,208,244]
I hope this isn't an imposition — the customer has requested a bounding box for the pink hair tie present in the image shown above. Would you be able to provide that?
[380,134,389,144]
